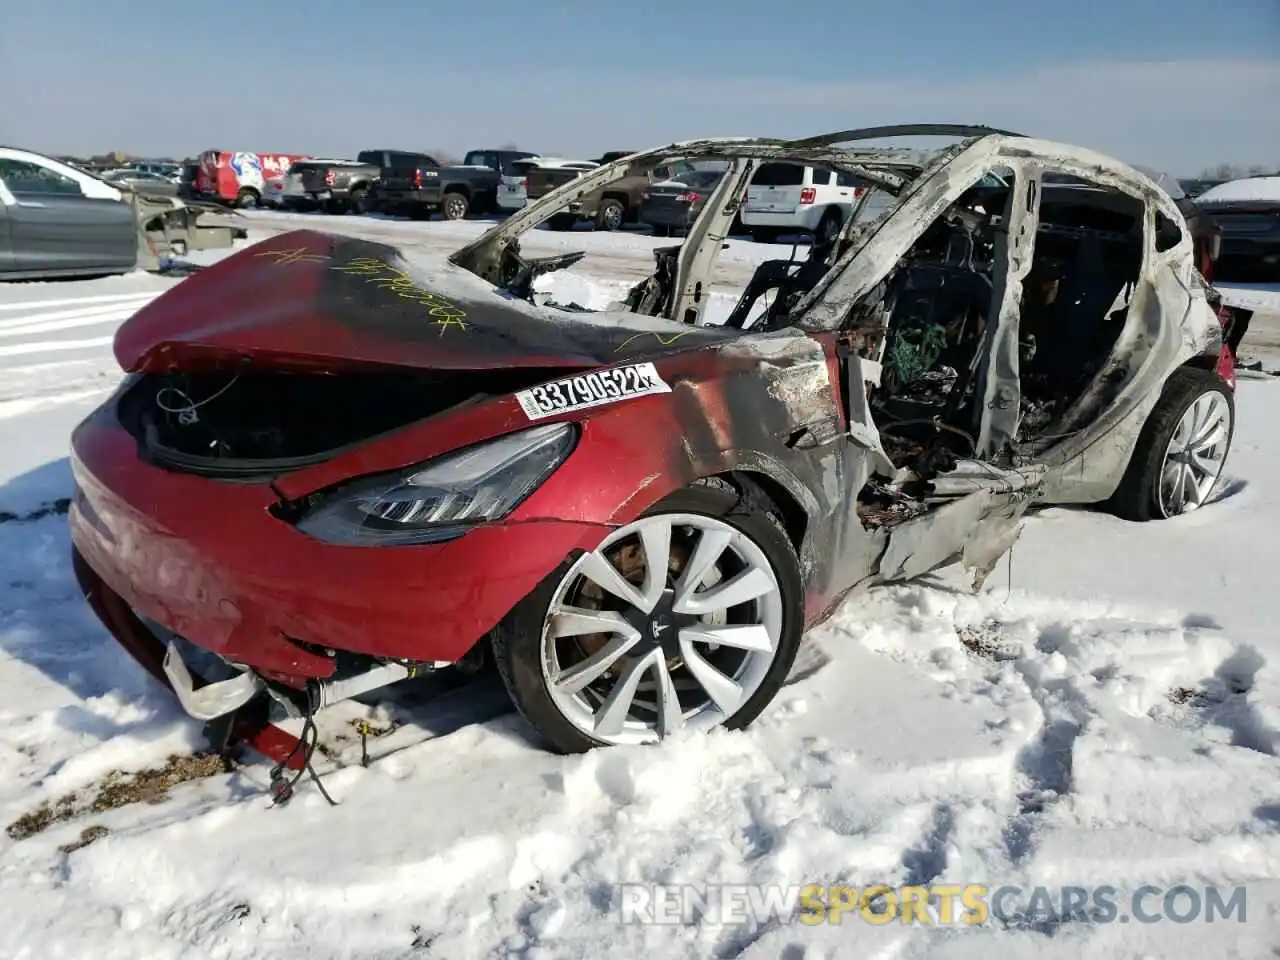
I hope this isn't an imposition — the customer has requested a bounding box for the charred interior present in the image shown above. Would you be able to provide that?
[849,172,1146,525]
[117,369,559,479]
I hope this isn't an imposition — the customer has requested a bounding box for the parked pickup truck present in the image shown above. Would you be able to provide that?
[281,158,380,213]
[374,148,537,220]
[525,152,698,231]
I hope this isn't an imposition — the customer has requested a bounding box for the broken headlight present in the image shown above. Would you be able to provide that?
[292,423,577,546]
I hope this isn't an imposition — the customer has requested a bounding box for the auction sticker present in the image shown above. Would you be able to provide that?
[515,363,672,420]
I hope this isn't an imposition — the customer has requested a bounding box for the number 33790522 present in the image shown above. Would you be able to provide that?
[515,363,672,420]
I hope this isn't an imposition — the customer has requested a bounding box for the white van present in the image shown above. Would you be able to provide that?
[741,161,866,244]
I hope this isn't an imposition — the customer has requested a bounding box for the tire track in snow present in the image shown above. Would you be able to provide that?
[0,292,160,387]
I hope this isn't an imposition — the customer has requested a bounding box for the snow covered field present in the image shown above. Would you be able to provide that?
[1,213,1278,959]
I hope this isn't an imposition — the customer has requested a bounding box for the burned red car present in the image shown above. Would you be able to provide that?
[70,126,1235,767]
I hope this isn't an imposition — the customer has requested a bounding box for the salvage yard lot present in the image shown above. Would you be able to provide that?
[1,215,1278,958]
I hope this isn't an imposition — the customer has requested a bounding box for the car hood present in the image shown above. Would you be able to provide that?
[114,230,737,373]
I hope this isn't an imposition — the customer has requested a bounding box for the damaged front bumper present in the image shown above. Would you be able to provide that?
[162,640,263,721]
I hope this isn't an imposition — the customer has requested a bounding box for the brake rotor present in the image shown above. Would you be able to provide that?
[570,529,725,679]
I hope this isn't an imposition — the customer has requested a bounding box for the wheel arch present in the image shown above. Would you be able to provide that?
[707,469,809,554]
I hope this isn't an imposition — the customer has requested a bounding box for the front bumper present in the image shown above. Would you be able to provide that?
[69,401,608,685]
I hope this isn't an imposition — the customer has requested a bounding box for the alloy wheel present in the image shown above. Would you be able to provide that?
[443,195,468,220]
[1158,390,1231,516]
[540,512,784,745]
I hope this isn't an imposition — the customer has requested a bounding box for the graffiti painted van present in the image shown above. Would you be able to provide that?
[195,150,310,207]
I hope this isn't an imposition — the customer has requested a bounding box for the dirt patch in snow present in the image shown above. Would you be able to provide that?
[6,753,230,842]
[0,497,70,525]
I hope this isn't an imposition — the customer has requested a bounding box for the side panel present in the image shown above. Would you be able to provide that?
[4,195,135,273]
[0,202,14,273]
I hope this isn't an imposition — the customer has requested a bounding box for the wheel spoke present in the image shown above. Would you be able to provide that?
[548,606,636,639]
[593,649,660,738]
[674,527,732,605]
[675,564,776,616]
[1176,464,1193,511]
[637,520,673,611]
[579,552,648,611]
[679,641,746,718]
[1191,407,1227,449]
[552,633,639,695]
[679,623,775,653]
[1194,421,1228,452]
[1188,448,1222,478]
[653,657,683,736]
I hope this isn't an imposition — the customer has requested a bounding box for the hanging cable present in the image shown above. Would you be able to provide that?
[268,708,338,808]
[154,374,240,426]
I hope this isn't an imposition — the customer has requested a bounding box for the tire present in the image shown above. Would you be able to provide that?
[1108,367,1234,522]
[492,482,804,754]
[751,227,779,244]
[348,186,368,214]
[650,224,670,238]
[235,188,259,209]
[408,206,432,221]
[547,213,578,232]
[814,208,843,245]
[595,198,625,232]
[441,191,470,221]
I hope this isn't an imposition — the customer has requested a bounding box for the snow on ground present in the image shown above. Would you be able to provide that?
[1,216,1278,959]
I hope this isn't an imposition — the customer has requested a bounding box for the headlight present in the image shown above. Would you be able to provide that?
[292,423,576,546]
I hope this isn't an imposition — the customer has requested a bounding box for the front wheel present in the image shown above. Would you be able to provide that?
[492,483,803,753]
[235,188,259,209]
[1109,367,1234,521]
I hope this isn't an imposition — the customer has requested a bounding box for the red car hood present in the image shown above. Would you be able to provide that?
[115,230,735,373]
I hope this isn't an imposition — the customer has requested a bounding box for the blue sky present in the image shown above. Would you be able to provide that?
[1,0,1276,174]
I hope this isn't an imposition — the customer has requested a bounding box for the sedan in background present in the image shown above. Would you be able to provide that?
[102,169,180,198]
[639,168,725,236]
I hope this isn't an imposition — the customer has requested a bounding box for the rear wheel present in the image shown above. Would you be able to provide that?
[595,199,625,232]
[751,227,779,244]
[441,191,470,221]
[348,186,368,215]
[547,213,578,232]
[651,224,670,237]
[1109,367,1234,521]
[814,208,843,245]
[492,483,803,753]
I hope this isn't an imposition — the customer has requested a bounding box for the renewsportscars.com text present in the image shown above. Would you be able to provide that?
[615,883,1249,926]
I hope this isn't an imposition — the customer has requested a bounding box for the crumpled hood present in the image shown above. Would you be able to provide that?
[114,230,736,373]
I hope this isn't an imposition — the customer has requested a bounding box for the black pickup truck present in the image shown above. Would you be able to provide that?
[374,148,537,220]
